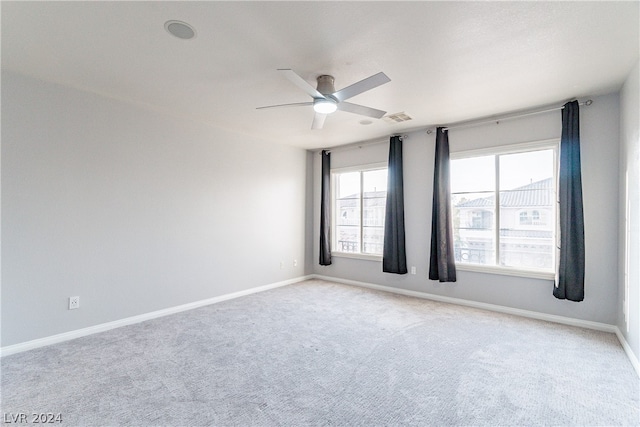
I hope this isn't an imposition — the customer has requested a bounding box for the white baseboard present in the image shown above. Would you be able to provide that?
[0,275,312,358]
[5,273,639,380]
[311,274,616,332]
[312,274,640,378]
[614,327,640,378]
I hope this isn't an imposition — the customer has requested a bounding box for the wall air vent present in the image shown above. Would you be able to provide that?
[383,112,413,123]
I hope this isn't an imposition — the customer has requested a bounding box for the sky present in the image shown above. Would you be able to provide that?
[337,169,387,198]
[450,149,554,193]
[335,148,553,199]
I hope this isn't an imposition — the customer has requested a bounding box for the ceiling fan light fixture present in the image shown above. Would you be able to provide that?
[313,99,337,114]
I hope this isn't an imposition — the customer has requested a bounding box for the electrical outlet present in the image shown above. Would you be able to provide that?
[411,266,416,275]
[69,296,80,310]
[293,259,298,267]
[280,261,284,270]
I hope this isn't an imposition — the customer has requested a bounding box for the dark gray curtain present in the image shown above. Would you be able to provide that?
[319,150,332,266]
[383,136,407,274]
[554,101,584,301]
[429,127,457,282]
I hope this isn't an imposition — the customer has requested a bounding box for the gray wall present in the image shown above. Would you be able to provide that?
[1,71,308,346]
[619,61,640,359]
[2,68,631,349]
[304,151,316,276]
[313,92,621,325]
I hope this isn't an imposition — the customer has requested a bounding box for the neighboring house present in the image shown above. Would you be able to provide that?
[336,191,386,254]
[454,178,554,269]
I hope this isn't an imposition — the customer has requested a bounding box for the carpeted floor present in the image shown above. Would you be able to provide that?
[2,279,639,426]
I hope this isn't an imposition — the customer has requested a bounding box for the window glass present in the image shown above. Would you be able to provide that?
[333,167,388,256]
[451,145,556,272]
[362,170,387,255]
[335,172,361,253]
[450,155,495,193]
[452,195,496,266]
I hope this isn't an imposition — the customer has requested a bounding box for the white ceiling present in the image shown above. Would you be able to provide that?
[2,1,638,150]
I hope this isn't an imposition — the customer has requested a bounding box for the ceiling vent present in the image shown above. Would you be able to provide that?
[383,112,413,123]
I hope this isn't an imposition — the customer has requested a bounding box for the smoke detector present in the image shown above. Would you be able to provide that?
[165,20,196,40]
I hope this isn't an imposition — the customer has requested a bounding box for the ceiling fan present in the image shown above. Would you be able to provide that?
[257,69,391,130]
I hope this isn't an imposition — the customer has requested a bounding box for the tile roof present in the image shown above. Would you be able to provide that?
[456,178,553,208]
[338,191,387,208]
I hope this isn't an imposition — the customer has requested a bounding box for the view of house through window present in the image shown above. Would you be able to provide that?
[333,167,388,256]
[450,144,557,272]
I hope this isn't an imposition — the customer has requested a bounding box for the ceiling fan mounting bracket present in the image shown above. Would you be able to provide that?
[316,75,336,96]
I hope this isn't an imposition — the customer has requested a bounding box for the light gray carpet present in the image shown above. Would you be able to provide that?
[2,279,639,426]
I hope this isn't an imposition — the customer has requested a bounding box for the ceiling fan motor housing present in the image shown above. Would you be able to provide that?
[314,75,338,114]
[316,75,336,96]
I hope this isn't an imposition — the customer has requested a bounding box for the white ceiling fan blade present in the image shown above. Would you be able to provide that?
[311,112,327,130]
[278,69,324,99]
[337,102,386,119]
[332,72,391,102]
[256,102,313,110]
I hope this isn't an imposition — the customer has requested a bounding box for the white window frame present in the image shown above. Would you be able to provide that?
[450,139,559,280]
[331,162,387,261]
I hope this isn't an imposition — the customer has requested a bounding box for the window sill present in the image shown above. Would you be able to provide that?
[332,252,383,262]
[456,263,555,281]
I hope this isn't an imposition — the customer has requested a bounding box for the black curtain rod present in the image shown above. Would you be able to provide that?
[320,134,408,154]
[427,99,593,134]
[319,98,593,153]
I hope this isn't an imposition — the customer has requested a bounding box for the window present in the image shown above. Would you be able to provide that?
[519,209,543,226]
[333,165,388,257]
[450,141,558,276]
[472,210,493,229]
